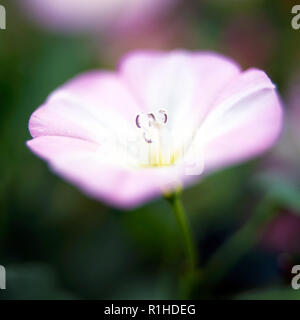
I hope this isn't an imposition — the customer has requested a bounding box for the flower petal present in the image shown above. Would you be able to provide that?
[29,71,141,146]
[27,136,100,161]
[191,69,282,171]
[27,136,181,209]
[119,50,241,144]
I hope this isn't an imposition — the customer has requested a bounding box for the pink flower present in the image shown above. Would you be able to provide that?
[21,0,176,34]
[27,50,282,208]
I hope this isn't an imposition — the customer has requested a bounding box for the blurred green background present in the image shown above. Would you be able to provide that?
[1,0,300,300]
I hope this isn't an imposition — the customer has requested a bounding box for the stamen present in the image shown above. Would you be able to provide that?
[158,109,168,124]
[136,113,157,129]
[148,113,156,125]
[143,132,153,144]
[135,109,171,166]
[135,114,141,128]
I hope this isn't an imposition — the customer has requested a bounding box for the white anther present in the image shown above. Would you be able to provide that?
[157,109,168,125]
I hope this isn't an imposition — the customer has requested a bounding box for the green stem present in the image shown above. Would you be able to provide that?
[165,191,197,273]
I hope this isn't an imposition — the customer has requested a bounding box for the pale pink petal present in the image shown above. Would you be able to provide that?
[119,50,241,144]
[29,71,141,146]
[120,50,240,117]
[27,136,181,209]
[51,161,181,208]
[194,69,282,171]
[27,136,99,161]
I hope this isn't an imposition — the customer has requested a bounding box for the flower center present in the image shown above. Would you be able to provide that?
[135,110,179,167]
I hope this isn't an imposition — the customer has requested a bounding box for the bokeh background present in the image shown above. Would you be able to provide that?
[1,0,300,300]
